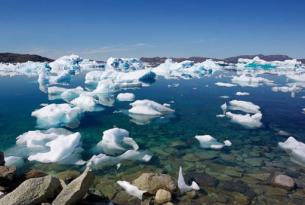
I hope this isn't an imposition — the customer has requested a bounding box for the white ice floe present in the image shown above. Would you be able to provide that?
[232,74,273,87]
[95,128,139,155]
[71,93,103,112]
[16,128,84,164]
[228,100,261,114]
[129,99,174,116]
[31,103,83,128]
[225,111,262,129]
[48,86,84,101]
[4,156,25,169]
[220,95,230,99]
[215,82,236,87]
[178,166,200,194]
[221,102,227,114]
[279,137,305,166]
[0,61,49,77]
[236,92,250,96]
[223,140,232,146]
[272,84,301,98]
[195,135,230,150]
[117,93,135,101]
[49,54,81,74]
[117,180,146,200]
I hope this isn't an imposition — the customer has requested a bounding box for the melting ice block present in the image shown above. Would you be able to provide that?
[178,166,200,193]
[16,128,84,164]
[195,135,226,149]
[96,128,139,155]
[228,100,260,114]
[129,99,174,116]
[117,180,146,200]
[71,93,103,112]
[117,93,135,101]
[106,58,145,72]
[232,74,273,87]
[4,156,25,169]
[215,82,236,87]
[31,103,83,128]
[236,92,250,96]
[225,111,262,129]
[279,137,305,166]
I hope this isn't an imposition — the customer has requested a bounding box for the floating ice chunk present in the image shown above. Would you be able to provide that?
[232,75,273,87]
[92,80,119,94]
[195,135,224,149]
[96,128,139,155]
[107,58,145,71]
[215,82,236,87]
[216,114,225,118]
[236,92,250,96]
[303,108,305,114]
[272,84,301,98]
[129,99,174,116]
[221,102,227,114]
[0,61,49,77]
[71,93,103,112]
[16,128,83,164]
[4,156,25,168]
[225,111,262,128]
[168,83,180,88]
[279,137,305,166]
[118,150,152,162]
[220,95,230,99]
[286,73,305,82]
[223,140,232,146]
[117,93,135,101]
[228,100,260,114]
[49,54,81,74]
[48,86,84,101]
[178,166,200,194]
[86,154,119,169]
[237,57,276,70]
[117,180,146,200]
[31,103,82,128]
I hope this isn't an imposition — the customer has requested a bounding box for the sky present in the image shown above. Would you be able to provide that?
[0,0,305,60]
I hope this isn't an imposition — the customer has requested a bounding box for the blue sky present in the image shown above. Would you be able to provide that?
[1,0,305,60]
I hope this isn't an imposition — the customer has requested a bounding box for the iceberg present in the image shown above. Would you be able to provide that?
[48,86,84,101]
[106,58,145,72]
[117,93,135,101]
[215,82,236,87]
[129,99,174,116]
[232,74,273,87]
[31,103,83,128]
[225,111,262,129]
[236,92,250,96]
[279,137,305,166]
[228,100,261,114]
[49,54,81,74]
[195,135,229,149]
[117,180,146,200]
[16,128,84,164]
[178,166,200,193]
[71,93,103,112]
[95,128,139,155]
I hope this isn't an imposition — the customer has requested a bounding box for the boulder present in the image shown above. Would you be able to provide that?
[0,176,62,205]
[272,174,295,190]
[0,166,16,185]
[133,173,176,194]
[56,170,80,184]
[155,189,171,204]
[52,168,95,205]
[0,153,4,166]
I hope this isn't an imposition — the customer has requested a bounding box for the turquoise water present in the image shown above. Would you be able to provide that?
[1,73,305,204]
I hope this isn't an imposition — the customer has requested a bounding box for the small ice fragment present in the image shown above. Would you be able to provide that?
[178,166,200,194]
[117,180,146,200]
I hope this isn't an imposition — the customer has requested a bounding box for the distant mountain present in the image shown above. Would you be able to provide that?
[0,53,53,63]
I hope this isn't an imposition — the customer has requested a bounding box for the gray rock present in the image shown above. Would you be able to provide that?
[133,173,177,194]
[155,189,171,204]
[271,174,295,190]
[0,176,62,205]
[52,168,95,205]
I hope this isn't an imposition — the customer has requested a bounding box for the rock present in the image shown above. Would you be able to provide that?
[271,174,295,190]
[155,189,171,204]
[0,166,16,185]
[0,176,62,205]
[52,168,95,205]
[163,202,174,205]
[0,153,4,166]
[25,170,47,179]
[185,172,218,188]
[220,180,256,200]
[111,190,141,205]
[133,173,176,194]
[56,170,80,184]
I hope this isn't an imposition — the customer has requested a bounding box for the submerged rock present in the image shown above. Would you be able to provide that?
[0,176,62,205]
[0,166,16,184]
[271,174,295,190]
[155,189,172,204]
[56,170,80,184]
[24,169,47,179]
[52,168,95,205]
[133,173,177,194]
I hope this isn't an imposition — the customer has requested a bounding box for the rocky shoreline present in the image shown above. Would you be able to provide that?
[1,150,305,205]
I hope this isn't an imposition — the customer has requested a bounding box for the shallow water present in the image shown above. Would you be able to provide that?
[1,72,305,204]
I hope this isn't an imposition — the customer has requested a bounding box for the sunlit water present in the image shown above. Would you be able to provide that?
[1,72,305,204]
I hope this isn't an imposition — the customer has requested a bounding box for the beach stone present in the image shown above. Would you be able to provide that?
[0,153,4,166]
[25,169,47,179]
[0,166,16,184]
[52,168,94,205]
[57,170,80,184]
[0,176,62,205]
[133,173,176,194]
[155,189,171,204]
[272,174,295,190]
